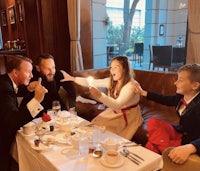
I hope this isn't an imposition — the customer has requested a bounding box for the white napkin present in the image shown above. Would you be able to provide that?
[76,95,97,104]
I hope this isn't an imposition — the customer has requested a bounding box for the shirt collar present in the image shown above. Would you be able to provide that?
[184,91,200,105]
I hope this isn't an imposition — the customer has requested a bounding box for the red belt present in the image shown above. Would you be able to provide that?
[121,103,139,127]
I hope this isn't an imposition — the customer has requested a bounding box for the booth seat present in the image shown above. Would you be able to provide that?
[70,68,180,146]
[59,68,200,171]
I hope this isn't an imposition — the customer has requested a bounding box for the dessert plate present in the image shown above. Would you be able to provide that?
[41,134,55,144]
[21,131,35,137]
[100,154,125,168]
[61,148,79,159]
[31,143,53,151]
[55,133,71,145]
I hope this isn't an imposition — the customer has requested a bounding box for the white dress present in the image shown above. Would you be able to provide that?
[74,77,143,140]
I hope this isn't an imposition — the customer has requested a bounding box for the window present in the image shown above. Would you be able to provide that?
[92,0,188,72]
[106,0,145,68]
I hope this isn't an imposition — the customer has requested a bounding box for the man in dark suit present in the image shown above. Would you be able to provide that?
[0,56,47,171]
[134,64,200,164]
[20,53,76,117]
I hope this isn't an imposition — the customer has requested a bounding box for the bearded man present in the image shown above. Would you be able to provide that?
[20,54,76,117]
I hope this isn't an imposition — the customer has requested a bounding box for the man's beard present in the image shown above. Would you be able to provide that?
[46,74,54,82]
[40,73,55,82]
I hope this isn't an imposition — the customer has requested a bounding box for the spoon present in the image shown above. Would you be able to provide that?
[92,144,103,158]
[120,150,140,165]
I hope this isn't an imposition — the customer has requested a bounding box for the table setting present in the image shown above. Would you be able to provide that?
[13,107,163,171]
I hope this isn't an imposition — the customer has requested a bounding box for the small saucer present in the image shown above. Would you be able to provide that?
[41,135,55,144]
[55,133,71,145]
[100,154,125,168]
[61,148,79,159]
[21,131,35,137]
[31,143,53,151]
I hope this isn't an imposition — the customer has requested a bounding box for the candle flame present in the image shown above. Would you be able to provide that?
[87,76,94,86]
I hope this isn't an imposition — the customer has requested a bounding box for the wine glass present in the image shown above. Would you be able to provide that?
[52,100,61,120]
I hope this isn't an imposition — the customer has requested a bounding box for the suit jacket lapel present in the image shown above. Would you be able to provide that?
[5,74,19,108]
[180,93,200,116]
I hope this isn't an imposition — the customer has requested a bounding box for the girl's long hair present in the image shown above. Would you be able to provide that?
[109,56,134,98]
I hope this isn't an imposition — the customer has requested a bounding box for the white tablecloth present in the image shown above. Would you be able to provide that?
[14,118,163,171]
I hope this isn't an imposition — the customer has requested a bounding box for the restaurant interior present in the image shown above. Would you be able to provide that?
[0,0,200,171]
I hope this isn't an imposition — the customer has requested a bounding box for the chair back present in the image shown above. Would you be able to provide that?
[152,45,173,69]
[172,47,186,63]
[134,43,143,56]
[149,44,160,62]
[149,44,160,70]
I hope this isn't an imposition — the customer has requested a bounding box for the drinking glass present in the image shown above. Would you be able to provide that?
[68,107,78,131]
[47,109,55,120]
[92,127,101,146]
[52,100,61,118]
[79,134,89,156]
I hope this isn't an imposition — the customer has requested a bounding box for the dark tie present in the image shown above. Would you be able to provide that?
[180,98,188,106]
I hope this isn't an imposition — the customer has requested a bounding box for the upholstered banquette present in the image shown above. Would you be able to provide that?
[70,68,179,145]
[59,68,200,171]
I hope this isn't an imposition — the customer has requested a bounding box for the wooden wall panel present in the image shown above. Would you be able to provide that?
[23,0,42,62]
[41,0,70,71]
[0,0,93,72]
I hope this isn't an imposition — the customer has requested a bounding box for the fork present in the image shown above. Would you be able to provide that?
[124,148,144,161]
[120,150,140,165]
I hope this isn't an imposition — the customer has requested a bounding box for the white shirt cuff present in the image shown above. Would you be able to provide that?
[27,98,43,118]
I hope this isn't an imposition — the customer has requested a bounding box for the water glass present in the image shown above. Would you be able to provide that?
[52,100,61,116]
[47,109,55,120]
[79,134,89,156]
[68,107,78,130]
[92,128,101,146]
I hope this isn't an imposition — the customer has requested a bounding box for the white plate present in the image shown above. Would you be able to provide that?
[31,143,53,151]
[21,131,35,137]
[55,133,71,145]
[40,135,55,144]
[100,154,125,168]
[61,148,79,159]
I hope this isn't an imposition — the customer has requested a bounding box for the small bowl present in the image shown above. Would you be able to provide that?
[100,138,120,151]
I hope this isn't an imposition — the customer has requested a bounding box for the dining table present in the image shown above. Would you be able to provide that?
[12,113,163,171]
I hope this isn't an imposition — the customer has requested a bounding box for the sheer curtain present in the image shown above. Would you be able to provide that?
[187,0,200,63]
[67,0,84,71]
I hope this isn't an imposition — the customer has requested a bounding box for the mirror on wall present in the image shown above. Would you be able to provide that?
[0,27,2,49]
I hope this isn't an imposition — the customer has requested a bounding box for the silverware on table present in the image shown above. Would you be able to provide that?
[125,148,145,161]
[120,143,141,148]
[120,141,141,147]
[120,150,140,165]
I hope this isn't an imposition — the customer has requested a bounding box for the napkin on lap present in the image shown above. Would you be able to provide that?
[76,95,97,104]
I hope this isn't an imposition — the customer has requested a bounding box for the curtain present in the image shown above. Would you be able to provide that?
[187,0,200,63]
[67,0,84,71]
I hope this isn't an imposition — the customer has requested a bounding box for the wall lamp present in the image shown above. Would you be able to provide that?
[159,24,164,36]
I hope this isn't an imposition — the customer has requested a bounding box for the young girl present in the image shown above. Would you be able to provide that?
[134,64,200,164]
[61,56,143,140]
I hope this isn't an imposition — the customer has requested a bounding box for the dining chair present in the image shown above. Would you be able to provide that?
[149,44,160,70]
[132,43,143,66]
[107,45,119,66]
[172,47,186,64]
[152,45,173,71]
